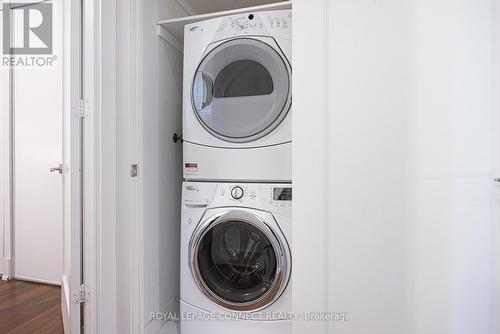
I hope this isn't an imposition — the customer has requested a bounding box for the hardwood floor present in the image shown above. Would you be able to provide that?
[0,279,64,334]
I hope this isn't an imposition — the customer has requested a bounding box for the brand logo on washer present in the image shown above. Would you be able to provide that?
[184,162,199,174]
[185,185,198,191]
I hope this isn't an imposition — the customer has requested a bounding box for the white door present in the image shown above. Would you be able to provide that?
[61,0,83,332]
[293,0,497,333]
[12,1,63,285]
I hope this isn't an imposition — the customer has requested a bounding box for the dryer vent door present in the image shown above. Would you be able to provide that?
[191,38,291,143]
[190,210,290,311]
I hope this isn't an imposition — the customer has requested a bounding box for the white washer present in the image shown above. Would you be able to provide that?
[183,10,292,182]
[180,181,292,334]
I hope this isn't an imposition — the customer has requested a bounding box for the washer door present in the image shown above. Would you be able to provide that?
[190,210,290,311]
[191,38,291,143]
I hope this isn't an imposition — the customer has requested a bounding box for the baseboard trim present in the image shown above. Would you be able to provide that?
[14,276,62,286]
[1,257,13,280]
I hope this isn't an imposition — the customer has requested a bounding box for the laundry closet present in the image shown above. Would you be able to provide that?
[137,1,293,334]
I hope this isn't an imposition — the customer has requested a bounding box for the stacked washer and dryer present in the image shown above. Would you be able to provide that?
[180,9,293,334]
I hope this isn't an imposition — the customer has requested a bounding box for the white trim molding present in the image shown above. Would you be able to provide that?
[1,257,13,280]
[83,0,101,332]
[132,0,145,330]
[292,0,328,333]
[0,6,13,281]
[115,0,143,332]
[14,275,61,286]
[95,0,118,332]
[492,0,500,332]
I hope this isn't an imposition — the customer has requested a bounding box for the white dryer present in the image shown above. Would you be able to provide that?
[180,181,292,334]
[183,10,292,182]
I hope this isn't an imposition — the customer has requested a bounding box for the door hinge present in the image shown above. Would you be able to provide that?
[73,284,90,303]
[74,99,89,118]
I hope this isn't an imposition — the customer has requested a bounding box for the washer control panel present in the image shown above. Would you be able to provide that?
[268,186,292,209]
[219,184,258,202]
[183,182,291,217]
[216,184,292,210]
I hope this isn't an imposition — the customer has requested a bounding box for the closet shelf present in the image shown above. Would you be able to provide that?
[156,1,292,50]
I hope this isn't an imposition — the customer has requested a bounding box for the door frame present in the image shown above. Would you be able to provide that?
[0,1,14,282]
[83,0,118,333]
[0,0,105,332]
[115,0,143,331]
[291,0,329,333]
[492,0,500,332]
[0,0,98,331]
[65,0,119,332]
[79,0,118,332]
[61,0,105,332]
[111,0,329,333]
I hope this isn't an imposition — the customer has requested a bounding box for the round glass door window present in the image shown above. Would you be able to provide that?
[191,38,291,142]
[191,212,289,311]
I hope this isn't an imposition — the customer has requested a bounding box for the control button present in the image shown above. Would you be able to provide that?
[231,186,244,200]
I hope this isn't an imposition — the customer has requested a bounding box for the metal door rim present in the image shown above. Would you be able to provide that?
[189,209,291,312]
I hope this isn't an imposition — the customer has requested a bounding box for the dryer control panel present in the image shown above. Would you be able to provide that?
[212,10,292,41]
[215,13,267,39]
[229,15,262,32]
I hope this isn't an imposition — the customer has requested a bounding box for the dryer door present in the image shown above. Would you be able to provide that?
[190,210,290,311]
[191,37,291,143]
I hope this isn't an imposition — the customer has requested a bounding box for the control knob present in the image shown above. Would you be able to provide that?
[231,186,244,200]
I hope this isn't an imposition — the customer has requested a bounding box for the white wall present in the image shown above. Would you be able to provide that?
[409,3,493,333]
[294,0,497,333]
[142,1,184,333]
